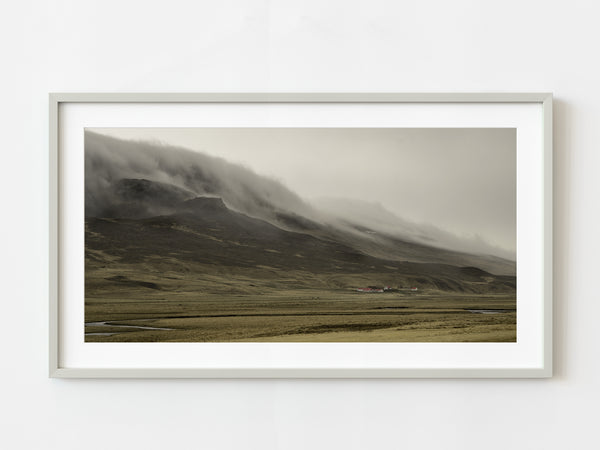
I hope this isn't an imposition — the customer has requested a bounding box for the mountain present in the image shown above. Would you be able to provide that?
[85,130,316,226]
[84,131,516,280]
[86,193,516,294]
[312,197,515,262]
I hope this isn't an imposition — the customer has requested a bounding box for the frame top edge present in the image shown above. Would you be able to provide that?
[48,92,552,103]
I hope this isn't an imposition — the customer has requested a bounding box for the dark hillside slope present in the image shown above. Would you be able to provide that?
[86,196,515,294]
[88,176,515,275]
[85,131,516,275]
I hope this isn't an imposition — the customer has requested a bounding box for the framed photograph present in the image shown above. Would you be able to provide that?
[49,93,552,378]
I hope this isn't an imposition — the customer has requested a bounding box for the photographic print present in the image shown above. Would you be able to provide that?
[84,127,516,343]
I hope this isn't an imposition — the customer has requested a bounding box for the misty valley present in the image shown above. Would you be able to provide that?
[84,130,516,343]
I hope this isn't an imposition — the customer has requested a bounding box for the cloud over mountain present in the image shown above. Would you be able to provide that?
[85,130,515,272]
[85,130,315,223]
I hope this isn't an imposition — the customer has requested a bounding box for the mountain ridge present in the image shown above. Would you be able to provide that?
[84,130,515,276]
[86,194,516,294]
[87,175,515,276]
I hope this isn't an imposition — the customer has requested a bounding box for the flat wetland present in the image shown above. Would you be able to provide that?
[85,266,516,343]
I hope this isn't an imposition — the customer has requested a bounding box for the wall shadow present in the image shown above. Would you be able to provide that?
[552,97,570,379]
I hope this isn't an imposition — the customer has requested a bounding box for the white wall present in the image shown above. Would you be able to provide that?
[1,1,597,448]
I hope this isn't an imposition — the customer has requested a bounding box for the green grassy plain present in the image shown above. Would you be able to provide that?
[85,264,516,343]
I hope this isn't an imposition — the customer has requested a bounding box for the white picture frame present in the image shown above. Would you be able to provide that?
[49,93,552,378]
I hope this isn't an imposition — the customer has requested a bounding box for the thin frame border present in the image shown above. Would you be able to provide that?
[49,93,553,379]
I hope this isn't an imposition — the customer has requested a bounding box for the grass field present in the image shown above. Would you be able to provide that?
[84,264,516,343]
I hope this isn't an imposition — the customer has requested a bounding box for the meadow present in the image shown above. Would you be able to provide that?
[85,265,516,342]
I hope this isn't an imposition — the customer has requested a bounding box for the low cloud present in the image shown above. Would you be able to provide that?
[85,130,514,261]
[85,130,314,222]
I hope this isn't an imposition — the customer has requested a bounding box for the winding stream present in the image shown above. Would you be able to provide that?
[85,321,173,336]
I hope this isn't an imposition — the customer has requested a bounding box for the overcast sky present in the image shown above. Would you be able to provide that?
[93,127,516,256]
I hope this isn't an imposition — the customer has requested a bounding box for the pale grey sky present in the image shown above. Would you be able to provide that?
[92,127,516,255]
